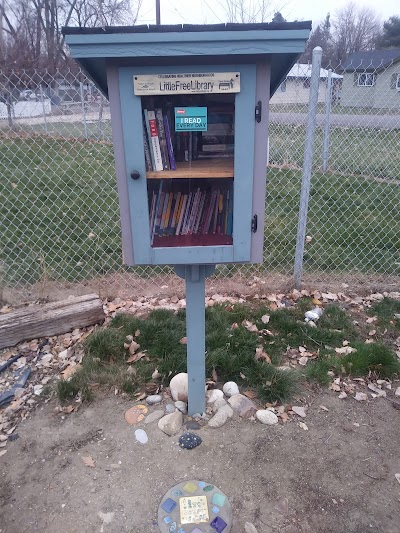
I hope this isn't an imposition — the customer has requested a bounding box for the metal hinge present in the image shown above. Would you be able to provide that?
[255,100,262,123]
[251,214,258,233]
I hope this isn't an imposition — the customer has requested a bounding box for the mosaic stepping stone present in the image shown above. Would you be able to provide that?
[178,432,202,449]
[124,404,148,425]
[158,480,232,532]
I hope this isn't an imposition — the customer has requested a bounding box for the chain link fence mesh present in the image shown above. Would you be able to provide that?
[1,58,399,302]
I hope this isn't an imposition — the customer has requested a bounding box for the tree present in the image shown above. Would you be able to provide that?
[301,13,334,67]
[379,15,400,48]
[331,2,381,64]
[217,0,283,23]
[271,11,285,23]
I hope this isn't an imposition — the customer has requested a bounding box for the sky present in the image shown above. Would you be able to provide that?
[136,0,399,27]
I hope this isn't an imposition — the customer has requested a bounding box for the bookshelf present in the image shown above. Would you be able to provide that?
[146,158,234,179]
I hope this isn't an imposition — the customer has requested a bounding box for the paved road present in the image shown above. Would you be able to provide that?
[269,112,400,130]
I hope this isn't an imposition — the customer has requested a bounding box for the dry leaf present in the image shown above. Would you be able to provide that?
[368,330,376,336]
[212,368,218,382]
[61,363,81,380]
[231,322,239,330]
[366,316,377,324]
[128,341,140,355]
[330,383,341,392]
[338,391,348,399]
[179,337,187,344]
[63,405,75,414]
[240,372,246,380]
[335,346,357,355]
[151,368,161,380]
[244,390,258,400]
[298,356,308,366]
[261,314,270,324]
[395,473,400,484]
[298,422,309,431]
[134,391,146,400]
[0,450,7,457]
[279,412,289,423]
[243,320,258,332]
[298,346,307,353]
[255,346,271,364]
[126,351,146,364]
[319,405,329,412]
[82,455,96,468]
[135,329,140,337]
[312,298,322,305]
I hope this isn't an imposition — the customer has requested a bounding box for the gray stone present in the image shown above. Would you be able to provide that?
[184,420,201,430]
[144,410,165,424]
[228,394,257,418]
[169,372,188,402]
[164,403,176,414]
[206,389,224,404]
[158,411,183,436]
[256,409,279,425]
[175,401,187,414]
[146,394,162,405]
[223,381,239,397]
[208,404,233,428]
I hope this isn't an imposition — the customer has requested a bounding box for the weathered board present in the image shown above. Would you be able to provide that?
[0,294,105,349]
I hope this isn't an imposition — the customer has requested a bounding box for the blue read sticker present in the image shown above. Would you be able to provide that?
[175,107,208,131]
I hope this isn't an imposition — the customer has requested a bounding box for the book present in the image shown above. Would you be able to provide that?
[155,108,170,170]
[176,194,188,235]
[147,110,163,172]
[212,190,220,234]
[182,192,193,234]
[160,192,170,234]
[164,192,174,235]
[144,110,155,170]
[202,144,234,153]
[194,191,206,234]
[163,115,176,170]
[149,191,156,236]
[151,181,164,244]
[143,121,153,171]
[170,192,182,234]
[188,188,201,234]
[203,190,217,234]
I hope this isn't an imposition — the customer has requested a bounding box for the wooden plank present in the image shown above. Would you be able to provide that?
[0,294,105,349]
[146,158,234,179]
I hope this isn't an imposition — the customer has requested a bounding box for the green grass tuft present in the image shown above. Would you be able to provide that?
[337,342,400,378]
[84,328,127,361]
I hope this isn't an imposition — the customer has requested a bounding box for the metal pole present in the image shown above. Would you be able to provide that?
[79,82,88,140]
[40,86,48,133]
[156,0,161,24]
[322,69,332,172]
[293,46,323,289]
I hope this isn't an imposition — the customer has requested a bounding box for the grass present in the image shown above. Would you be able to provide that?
[57,299,400,404]
[1,134,399,286]
[270,103,400,116]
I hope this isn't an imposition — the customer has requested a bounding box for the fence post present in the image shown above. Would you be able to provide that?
[40,86,48,133]
[293,46,323,289]
[322,69,332,172]
[79,82,88,140]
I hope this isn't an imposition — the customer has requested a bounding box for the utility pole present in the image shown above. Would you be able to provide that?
[156,0,161,25]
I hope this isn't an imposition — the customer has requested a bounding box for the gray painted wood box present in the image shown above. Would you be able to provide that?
[63,22,311,266]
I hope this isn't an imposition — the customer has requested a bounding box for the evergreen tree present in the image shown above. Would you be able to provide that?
[271,12,286,23]
[379,16,400,48]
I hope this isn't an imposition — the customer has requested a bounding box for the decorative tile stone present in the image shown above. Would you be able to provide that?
[212,506,220,513]
[164,516,172,524]
[169,523,177,533]
[183,482,197,494]
[198,481,206,488]
[177,529,186,533]
[178,432,202,450]
[161,498,177,513]
[203,485,214,492]
[210,516,228,532]
[171,490,182,497]
[191,529,203,533]
[212,493,226,507]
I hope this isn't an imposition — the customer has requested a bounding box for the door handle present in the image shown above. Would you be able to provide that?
[130,170,141,180]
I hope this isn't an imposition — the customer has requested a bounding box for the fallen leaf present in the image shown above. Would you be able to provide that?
[179,337,187,344]
[240,372,246,380]
[63,405,75,414]
[255,346,271,364]
[366,316,377,324]
[298,422,308,430]
[319,405,329,412]
[292,405,307,418]
[354,392,368,401]
[135,329,140,337]
[261,314,270,324]
[330,383,341,392]
[6,426,16,435]
[279,412,289,422]
[231,322,239,330]
[126,351,146,364]
[244,523,259,533]
[0,450,7,457]
[395,473,400,484]
[298,356,308,366]
[128,341,140,355]
[61,363,81,380]
[312,298,322,305]
[244,390,258,400]
[338,391,348,399]
[212,368,218,382]
[243,320,258,333]
[298,346,307,353]
[151,368,161,380]
[82,455,96,468]
[134,391,146,400]
[335,346,357,355]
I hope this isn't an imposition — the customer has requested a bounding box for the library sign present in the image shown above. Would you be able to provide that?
[134,72,240,95]
[175,107,207,131]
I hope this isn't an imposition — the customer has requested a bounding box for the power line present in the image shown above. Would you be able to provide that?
[204,0,223,23]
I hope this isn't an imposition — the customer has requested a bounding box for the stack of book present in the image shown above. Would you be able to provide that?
[199,110,234,159]
[149,182,233,244]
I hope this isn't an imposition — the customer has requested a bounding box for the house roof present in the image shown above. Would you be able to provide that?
[287,63,342,79]
[339,48,400,72]
[62,22,312,98]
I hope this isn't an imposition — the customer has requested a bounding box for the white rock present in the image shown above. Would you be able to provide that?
[245,523,259,533]
[206,389,224,404]
[164,403,176,414]
[223,381,239,397]
[256,410,279,425]
[169,373,188,402]
[144,410,165,424]
[33,385,43,396]
[158,411,183,436]
[134,429,148,444]
[338,391,348,399]
[213,398,228,413]
[292,406,307,418]
[174,401,187,414]
[395,387,400,397]
[354,392,368,401]
[146,394,162,405]
[208,405,234,428]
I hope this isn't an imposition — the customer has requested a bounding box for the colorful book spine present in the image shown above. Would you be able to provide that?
[182,192,193,234]
[170,192,181,234]
[164,192,174,235]
[144,110,155,170]
[176,194,188,235]
[151,181,163,244]
[155,108,170,170]
[164,115,176,170]
[143,121,153,171]
[147,110,163,172]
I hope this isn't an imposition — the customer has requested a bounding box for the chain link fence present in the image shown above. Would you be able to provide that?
[1,56,399,302]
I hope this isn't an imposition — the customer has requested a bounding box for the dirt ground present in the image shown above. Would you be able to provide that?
[1,387,400,533]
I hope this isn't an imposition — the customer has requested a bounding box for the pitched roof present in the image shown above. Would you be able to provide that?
[339,48,400,72]
[287,63,342,79]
